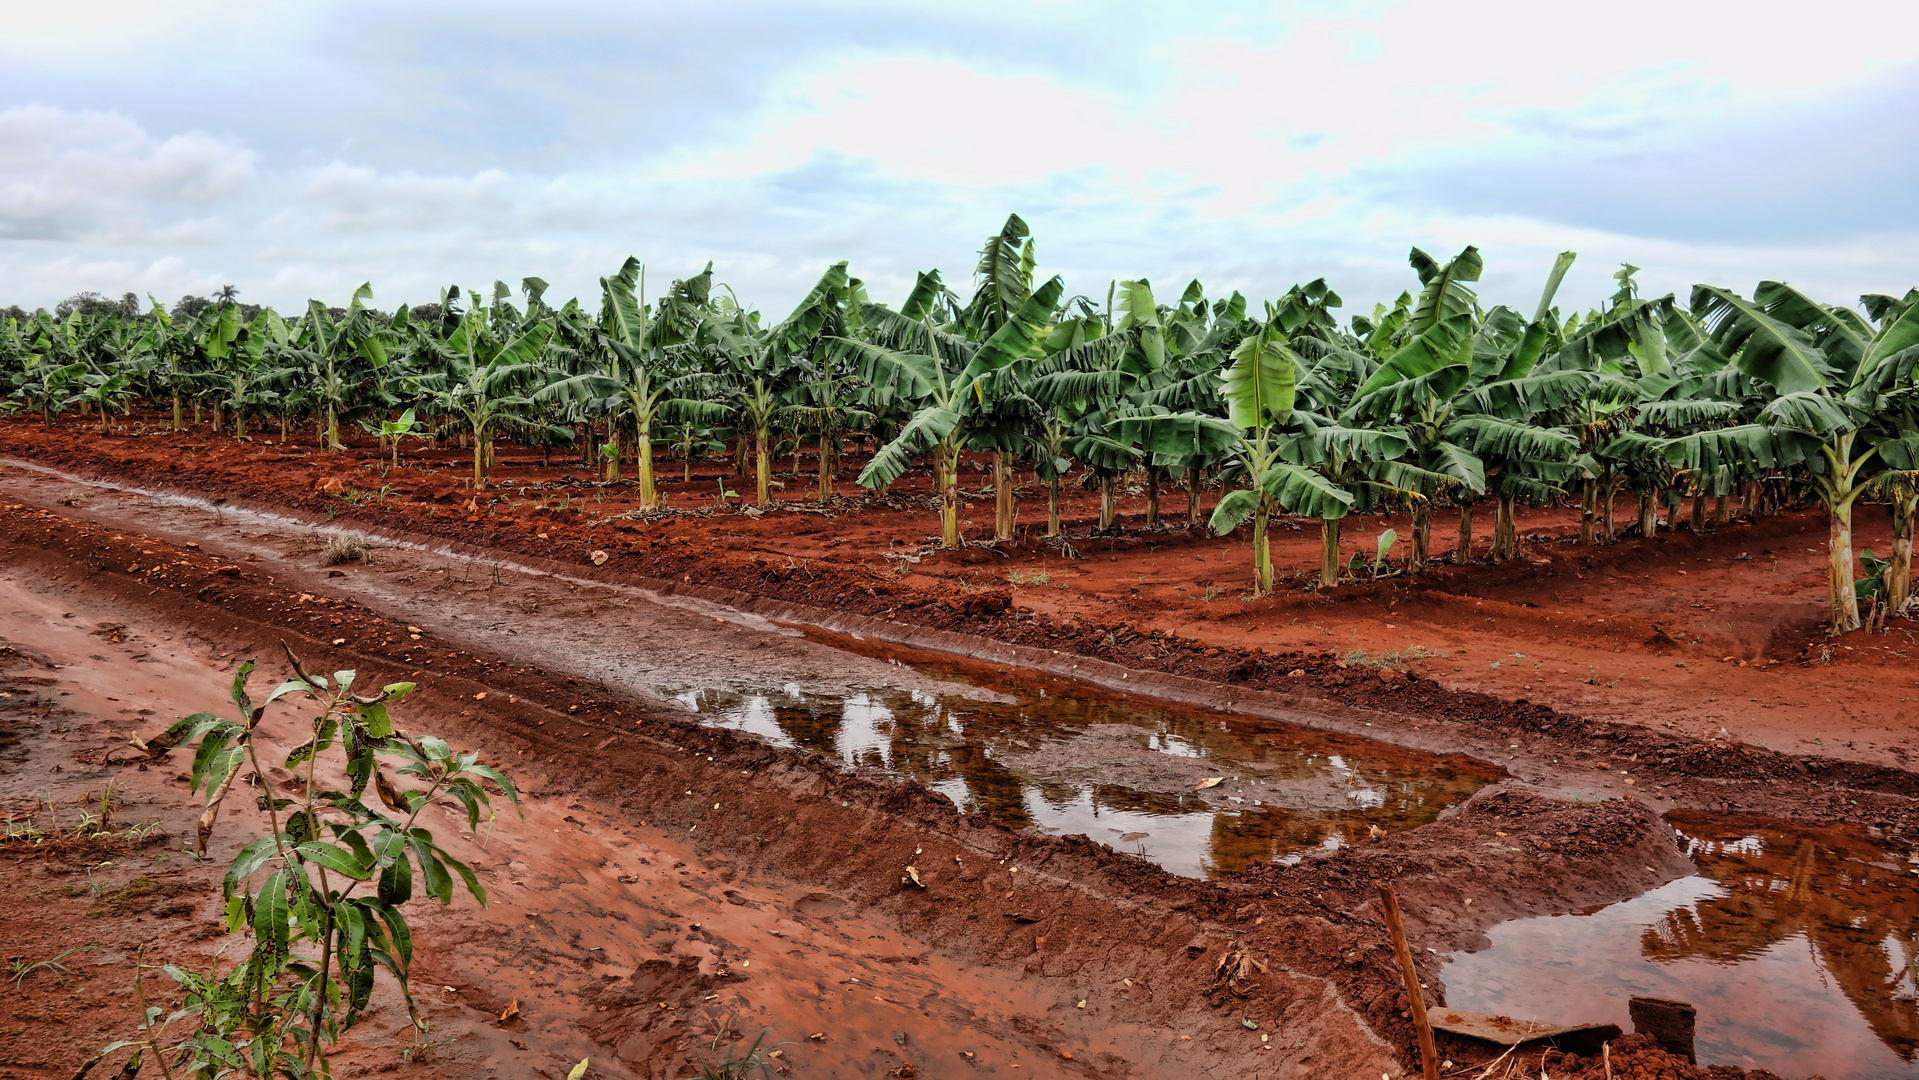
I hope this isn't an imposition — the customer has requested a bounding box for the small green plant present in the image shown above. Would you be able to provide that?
[9,945,100,989]
[1006,569,1028,586]
[692,1014,781,1080]
[94,647,519,1078]
[1200,586,1221,602]
[373,409,418,469]
[1372,528,1398,576]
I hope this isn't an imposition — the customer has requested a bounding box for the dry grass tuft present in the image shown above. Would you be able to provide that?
[321,531,369,565]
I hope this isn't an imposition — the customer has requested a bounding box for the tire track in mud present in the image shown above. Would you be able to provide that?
[5,453,1915,838]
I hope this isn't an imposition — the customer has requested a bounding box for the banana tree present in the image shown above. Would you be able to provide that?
[275,284,393,450]
[1690,282,1911,632]
[67,369,136,432]
[423,298,554,489]
[854,275,1065,546]
[1208,325,1355,593]
[538,258,723,505]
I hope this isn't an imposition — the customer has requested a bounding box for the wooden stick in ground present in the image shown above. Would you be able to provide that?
[1602,1041,1612,1080]
[1379,882,1440,1080]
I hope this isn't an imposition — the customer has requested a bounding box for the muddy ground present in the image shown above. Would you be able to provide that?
[1,413,1912,1078]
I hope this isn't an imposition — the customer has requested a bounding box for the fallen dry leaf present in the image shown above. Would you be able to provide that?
[499,998,520,1023]
[1194,777,1224,791]
[590,549,609,565]
[903,865,925,888]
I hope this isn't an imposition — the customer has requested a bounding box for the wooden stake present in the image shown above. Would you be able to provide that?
[1602,1040,1613,1080]
[1379,882,1440,1080]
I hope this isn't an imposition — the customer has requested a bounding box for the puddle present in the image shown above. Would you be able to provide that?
[1442,813,1919,1078]
[668,662,1504,879]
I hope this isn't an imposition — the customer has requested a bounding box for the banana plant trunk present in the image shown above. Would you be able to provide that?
[1580,480,1598,545]
[605,430,622,483]
[939,448,961,549]
[1493,495,1517,561]
[1319,517,1342,588]
[1186,472,1200,527]
[1829,504,1861,633]
[1409,504,1430,572]
[233,409,245,438]
[1144,470,1160,529]
[1602,477,1617,540]
[755,429,771,506]
[1099,476,1117,532]
[1454,501,1474,563]
[98,407,110,435]
[1890,491,1915,615]
[172,392,183,432]
[1251,504,1273,596]
[816,437,836,502]
[472,428,488,490]
[1691,494,1707,532]
[1714,494,1732,525]
[1637,488,1659,538]
[994,451,1014,542]
[1046,477,1062,537]
[637,424,655,509]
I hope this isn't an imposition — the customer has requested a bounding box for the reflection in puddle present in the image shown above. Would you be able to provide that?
[666,669,1501,879]
[1442,815,1919,1079]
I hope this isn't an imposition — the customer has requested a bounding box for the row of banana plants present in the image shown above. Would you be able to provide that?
[2,215,1915,633]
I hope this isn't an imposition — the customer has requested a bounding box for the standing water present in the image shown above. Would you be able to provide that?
[668,659,1503,879]
[1442,813,1919,1079]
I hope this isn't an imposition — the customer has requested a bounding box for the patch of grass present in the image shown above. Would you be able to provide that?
[1342,646,1444,668]
[9,946,100,989]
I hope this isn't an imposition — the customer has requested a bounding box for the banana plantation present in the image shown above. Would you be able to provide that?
[4,214,1915,634]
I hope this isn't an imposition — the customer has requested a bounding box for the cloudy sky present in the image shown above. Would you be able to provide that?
[2,0,1917,321]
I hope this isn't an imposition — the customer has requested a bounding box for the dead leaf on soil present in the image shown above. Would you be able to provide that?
[590,549,609,565]
[1194,777,1224,791]
[499,997,520,1023]
[1207,946,1269,1000]
[903,865,925,888]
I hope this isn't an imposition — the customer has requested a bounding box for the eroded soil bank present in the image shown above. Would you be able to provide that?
[1,490,1739,1079]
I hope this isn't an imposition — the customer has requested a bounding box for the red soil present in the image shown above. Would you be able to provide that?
[0,499,1725,1080]
[1,411,1914,1078]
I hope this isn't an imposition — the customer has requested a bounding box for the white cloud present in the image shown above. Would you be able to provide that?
[2,1,1917,313]
[0,105,254,241]
[303,163,511,232]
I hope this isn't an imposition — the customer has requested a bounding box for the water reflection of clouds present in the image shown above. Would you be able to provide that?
[659,678,1495,881]
[1448,822,1919,1079]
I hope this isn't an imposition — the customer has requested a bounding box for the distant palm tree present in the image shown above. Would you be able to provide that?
[213,284,240,304]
